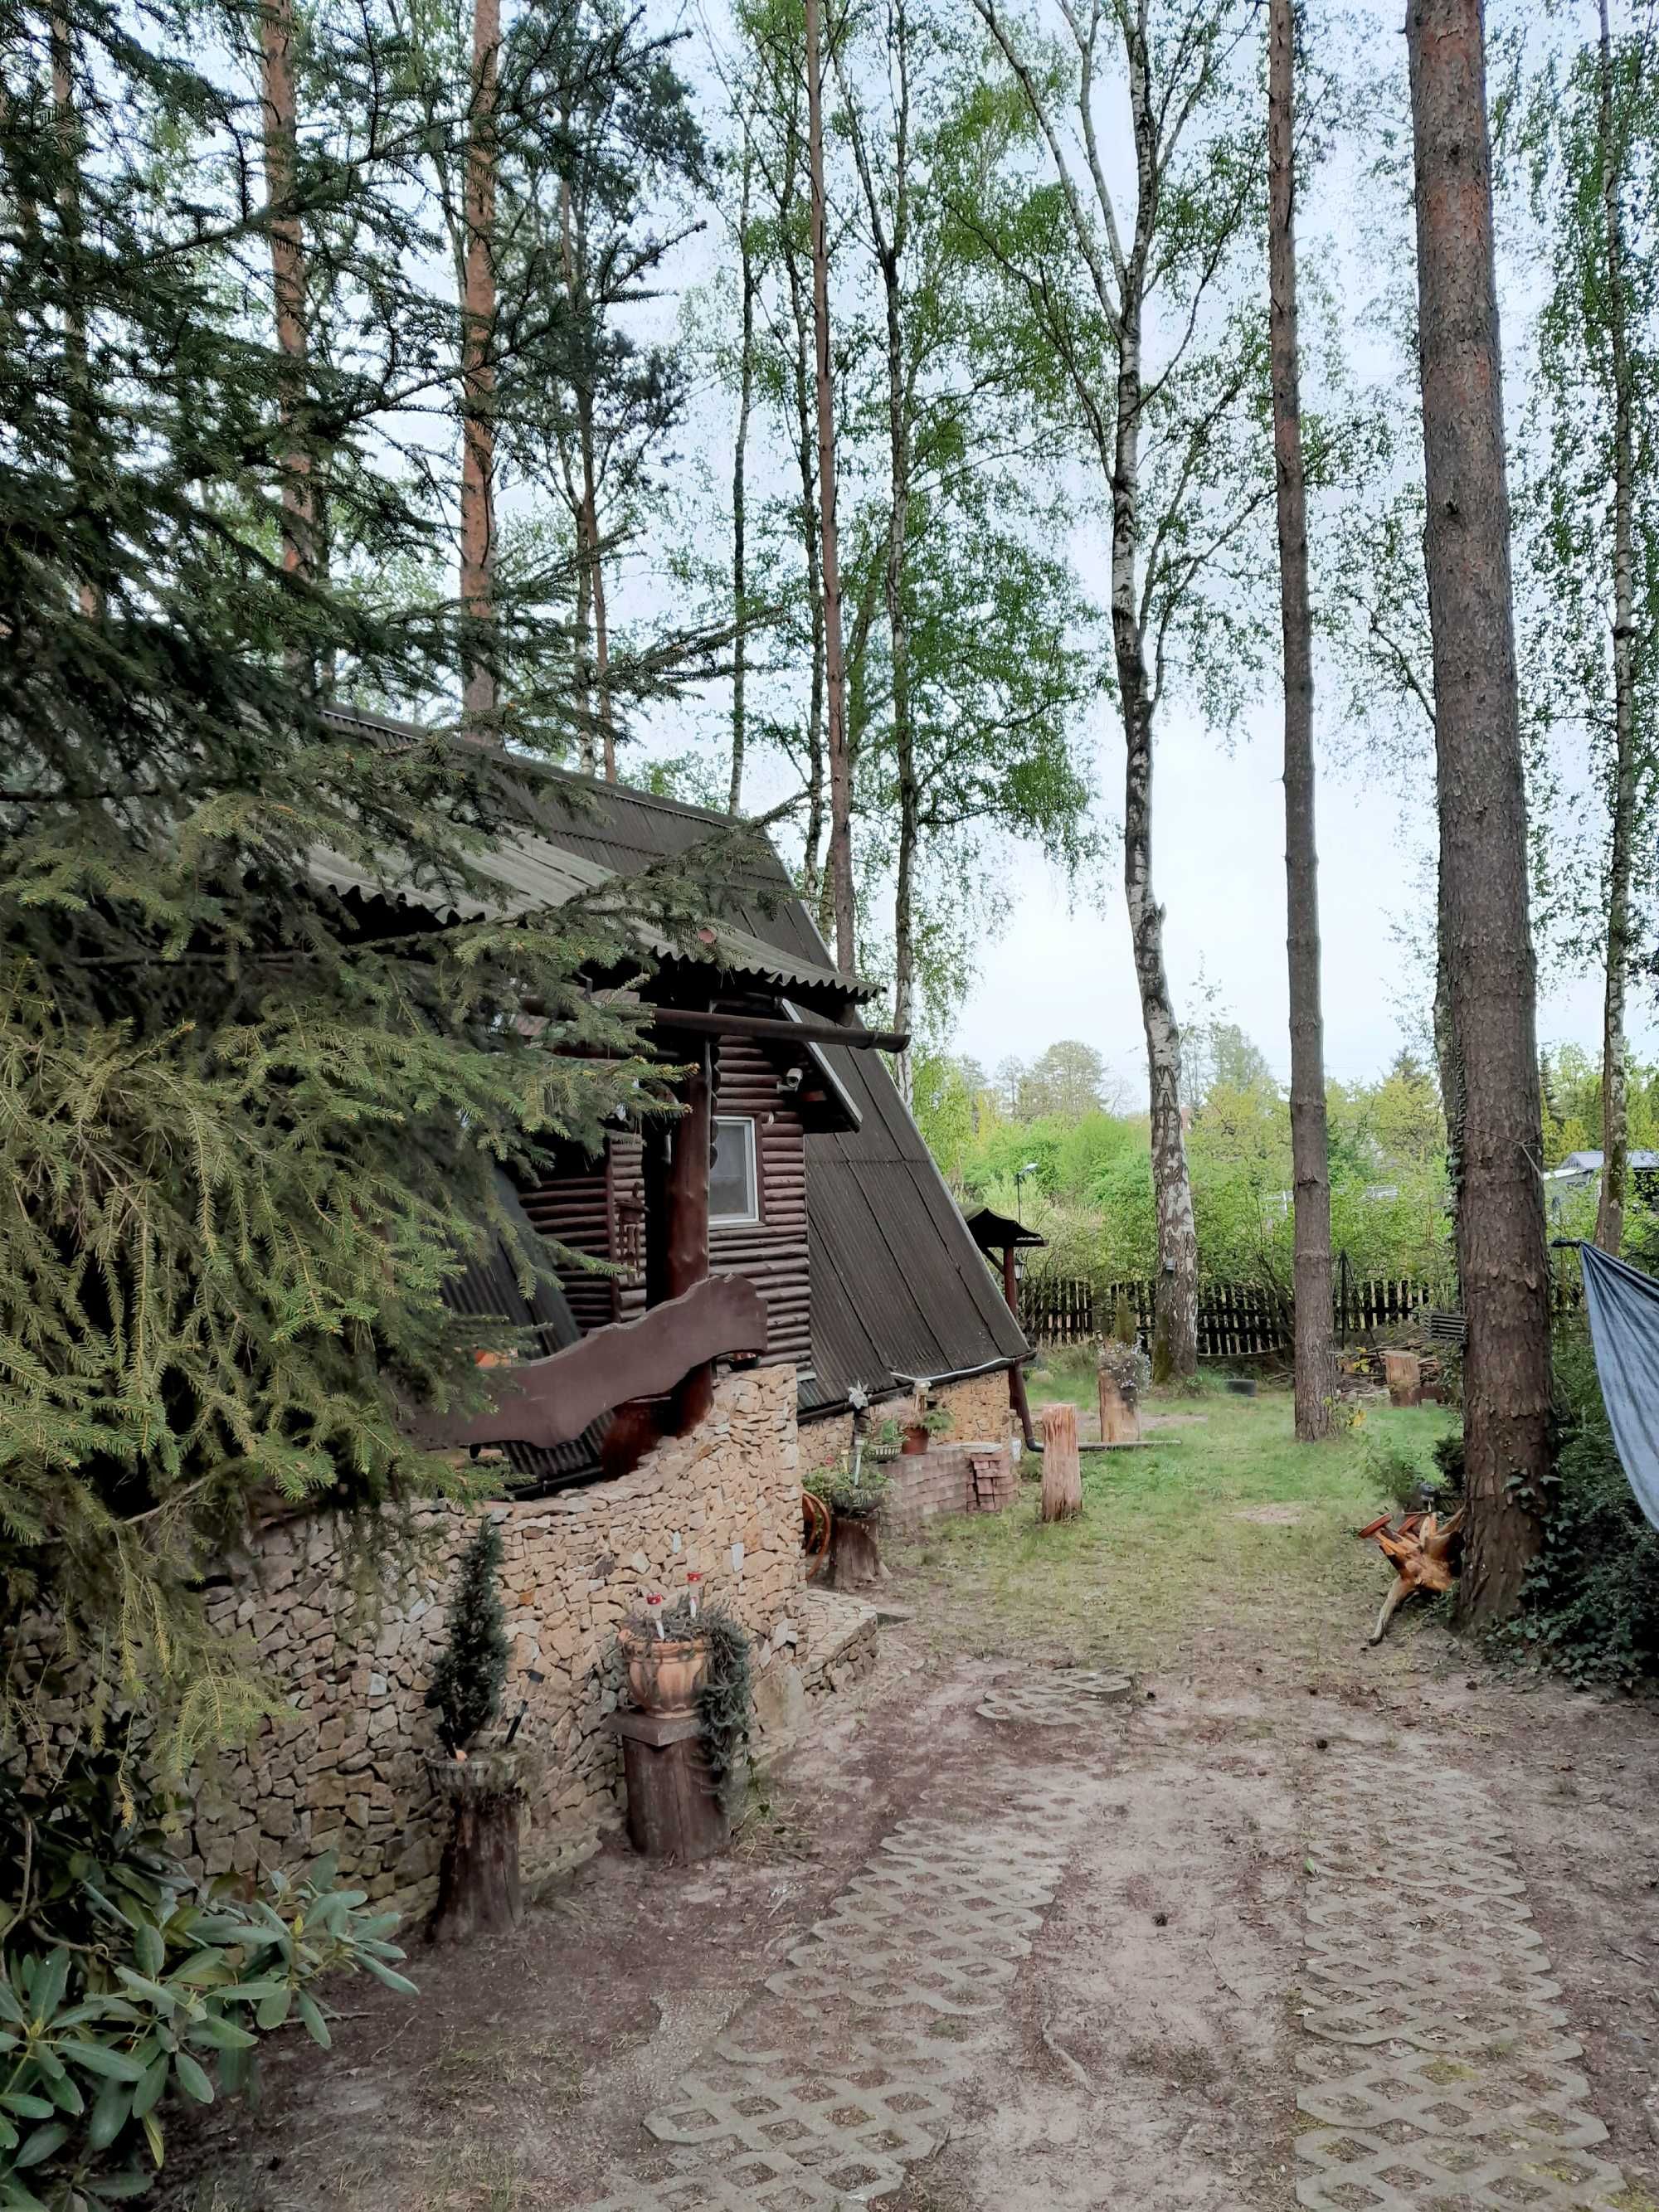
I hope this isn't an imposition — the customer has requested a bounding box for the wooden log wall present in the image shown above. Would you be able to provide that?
[515,1033,812,1367]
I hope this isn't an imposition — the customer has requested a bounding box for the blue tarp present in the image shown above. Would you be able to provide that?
[1578,1241,1659,1534]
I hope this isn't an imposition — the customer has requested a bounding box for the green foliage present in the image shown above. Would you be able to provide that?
[1364,1442,1439,1515]
[425,1519,509,1756]
[803,1460,892,1521]
[0,0,721,1763]
[0,1752,415,2207]
[1510,1331,1659,1687]
[690,1601,754,1811]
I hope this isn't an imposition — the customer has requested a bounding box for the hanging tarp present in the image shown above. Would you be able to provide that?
[1576,1241,1659,1534]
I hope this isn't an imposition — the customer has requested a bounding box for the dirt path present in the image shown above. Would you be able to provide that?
[187,1386,1659,2212]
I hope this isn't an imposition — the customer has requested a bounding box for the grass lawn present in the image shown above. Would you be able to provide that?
[883,1361,1456,1677]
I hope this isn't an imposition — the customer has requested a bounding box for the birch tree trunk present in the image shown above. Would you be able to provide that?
[460,0,499,731]
[1118,61,1198,1384]
[1268,0,1337,1440]
[1407,0,1550,1621]
[803,0,856,975]
[1595,0,1637,1258]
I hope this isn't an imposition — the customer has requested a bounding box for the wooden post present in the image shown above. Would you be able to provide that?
[1039,1402,1082,1521]
[666,1038,713,1427]
[1002,1244,1038,1451]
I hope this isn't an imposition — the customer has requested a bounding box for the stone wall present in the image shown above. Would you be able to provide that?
[190,1366,804,1921]
[800,1368,1018,1471]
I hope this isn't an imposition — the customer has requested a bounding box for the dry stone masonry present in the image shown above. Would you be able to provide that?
[188,1366,804,1920]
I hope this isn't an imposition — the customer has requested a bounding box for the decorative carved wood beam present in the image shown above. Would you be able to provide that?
[408,1274,768,1452]
[645,1006,907,1053]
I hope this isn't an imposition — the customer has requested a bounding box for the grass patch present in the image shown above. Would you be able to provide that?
[884,1374,1453,1673]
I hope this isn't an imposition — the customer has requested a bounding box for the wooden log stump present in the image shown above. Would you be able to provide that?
[604,1710,731,1864]
[1381,1349,1423,1407]
[825,1511,882,1590]
[425,1749,533,1945]
[1040,1402,1082,1522]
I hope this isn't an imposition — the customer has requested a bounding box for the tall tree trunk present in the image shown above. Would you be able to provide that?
[839,0,912,1083]
[1596,0,1636,1258]
[1117,69,1199,1383]
[559,171,613,781]
[803,0,855,974]
[1268,0,1337,1441]
[729,132,757,817]
[459,0,499,732]
[784,238,827,908]
[1407,0,1550,1622]
[51,15,100,619]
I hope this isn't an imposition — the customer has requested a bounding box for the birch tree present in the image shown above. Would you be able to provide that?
[965,0,1271,1379]
[1521,2,1659,1256]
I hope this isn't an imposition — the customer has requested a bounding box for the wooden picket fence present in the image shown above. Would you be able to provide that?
[1019,1266,1581,1355]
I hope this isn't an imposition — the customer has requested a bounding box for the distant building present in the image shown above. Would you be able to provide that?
[1541,1149,1659,1216]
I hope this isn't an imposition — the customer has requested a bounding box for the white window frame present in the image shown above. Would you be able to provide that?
[709,1115,761,1226]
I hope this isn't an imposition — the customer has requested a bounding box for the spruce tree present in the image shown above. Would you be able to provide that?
[0,0,708,1759]
[426,1519,509,1755]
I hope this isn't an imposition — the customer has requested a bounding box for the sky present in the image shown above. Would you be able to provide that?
[945,691,1650,1094]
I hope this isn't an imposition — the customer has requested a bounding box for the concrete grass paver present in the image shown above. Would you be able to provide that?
[1296,1756,1627,2212]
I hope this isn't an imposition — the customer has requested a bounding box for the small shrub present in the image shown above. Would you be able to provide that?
[425,1517,508,1755]
[1365,1443,1440,1515]
[1097,1339,1151,1403]
[803,1460,892,1521]
[1509,1331,1659,1686]
[0,1751,416,2208]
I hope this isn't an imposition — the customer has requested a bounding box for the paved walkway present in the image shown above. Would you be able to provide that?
[577,1676,1630,2212]
[1296,1758,1627,2211]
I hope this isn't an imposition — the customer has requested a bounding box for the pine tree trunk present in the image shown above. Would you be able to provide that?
[1596,0,1636,1259]
[729,137,756,817]
[459,0,499,731]
[51,17,100,619]
[1407,0,1550,1622]
[1268,0,1337,1441]
[783,236,827,907]
[803,0,855,975]
[256,0,311,594]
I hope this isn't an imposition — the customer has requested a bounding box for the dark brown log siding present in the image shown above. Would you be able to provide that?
[515,1036,811,1365]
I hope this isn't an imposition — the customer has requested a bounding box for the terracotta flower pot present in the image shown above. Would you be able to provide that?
[618,1626,708,1714]
[901,1422,930,1456]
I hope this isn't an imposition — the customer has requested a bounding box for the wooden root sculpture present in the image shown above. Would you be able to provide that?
[1368,1507,1465,1644]
[801,1488,831,1580]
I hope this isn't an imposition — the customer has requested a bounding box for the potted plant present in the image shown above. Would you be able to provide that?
[618,1587,709,1714]
[901,1398,953,1455]
[804,1458,892,1588]
[615,1584,756,1815]
[867,1417,904,1463]
[1097,1337,1151,1445]
[424,1516,535,1944]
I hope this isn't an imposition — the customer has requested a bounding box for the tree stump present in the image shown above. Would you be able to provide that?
[1040,1402,1082,1521]
[1382,1350,1423,1407]
[1097,1371,1141,1446]
[425,1750,532,1945]
[826,1511,882,1589]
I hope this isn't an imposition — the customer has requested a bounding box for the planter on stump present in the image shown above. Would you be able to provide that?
[425,1746,537,1945]
[616,1624,708,1715]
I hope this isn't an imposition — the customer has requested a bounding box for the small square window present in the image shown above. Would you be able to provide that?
[709,1116,759,1223]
